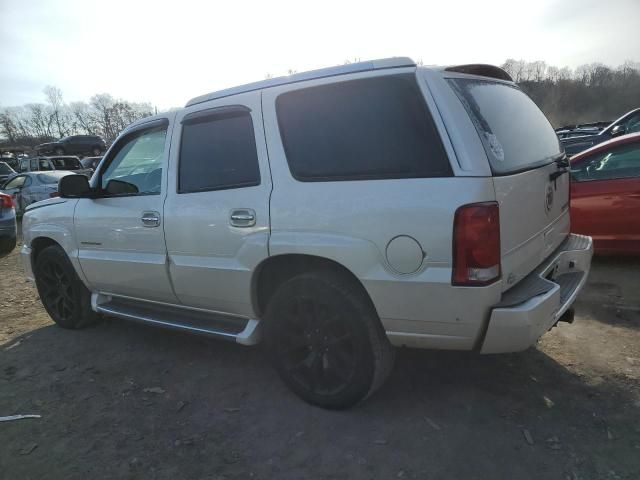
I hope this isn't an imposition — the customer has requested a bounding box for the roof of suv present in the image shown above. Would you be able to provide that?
[185,58,514,108]
[186,57,417,107]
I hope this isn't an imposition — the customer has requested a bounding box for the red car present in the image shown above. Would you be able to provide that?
[570,132,640,254]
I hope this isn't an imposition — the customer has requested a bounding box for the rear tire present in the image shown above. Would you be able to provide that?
[264,270,395,409]
[91,147,102,156]
[53,147,64,155]
[34,245,99,329]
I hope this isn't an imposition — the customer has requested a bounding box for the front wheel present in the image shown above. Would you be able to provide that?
[264,270,395,409]
[53,147,64,155]
[91,147,102,156]
[34,245,98,329]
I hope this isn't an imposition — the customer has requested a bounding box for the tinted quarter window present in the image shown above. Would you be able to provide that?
[179,110,260,193]
[276,74,451,181]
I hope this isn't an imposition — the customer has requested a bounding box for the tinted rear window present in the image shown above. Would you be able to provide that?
[51,157,81,170]
[276,74,452,181]
[448,78,562,175]
[0,163,13,174]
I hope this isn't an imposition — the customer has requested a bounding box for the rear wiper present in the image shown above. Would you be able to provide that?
[554,153,570,169]
[550,154,570,183]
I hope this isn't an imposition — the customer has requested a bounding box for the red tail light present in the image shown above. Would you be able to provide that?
[452,202,501,286]
[0,193,15,209]
[49,191,60,198]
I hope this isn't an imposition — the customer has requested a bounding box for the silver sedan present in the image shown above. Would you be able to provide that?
[0,171,76,215]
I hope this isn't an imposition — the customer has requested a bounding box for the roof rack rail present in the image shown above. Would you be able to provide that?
[186,57,416,107]
[445,64,513,82]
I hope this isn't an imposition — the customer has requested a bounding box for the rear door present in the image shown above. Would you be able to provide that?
[163,91,271,316]
[74,116,179,302]
[445,75,569,290]
[571,141,640,252]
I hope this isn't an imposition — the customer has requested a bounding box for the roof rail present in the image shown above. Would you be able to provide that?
[186,57,416,107]
[445,64,513,82]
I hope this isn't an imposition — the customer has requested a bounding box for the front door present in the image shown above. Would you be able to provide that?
[74,115,179,303]
[163,91,271,317]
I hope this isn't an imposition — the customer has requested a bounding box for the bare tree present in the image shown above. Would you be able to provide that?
[546,66,560,83]
[1,88,154,148]
[44,85,70,138]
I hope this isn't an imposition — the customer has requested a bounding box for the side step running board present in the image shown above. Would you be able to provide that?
[91,293,261,346]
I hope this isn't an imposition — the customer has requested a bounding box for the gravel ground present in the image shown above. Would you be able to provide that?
[1,243,639,480]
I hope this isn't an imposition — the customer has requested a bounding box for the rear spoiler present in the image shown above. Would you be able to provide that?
[445,64,513,82]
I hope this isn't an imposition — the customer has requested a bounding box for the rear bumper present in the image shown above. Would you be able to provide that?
[480,234,593,354]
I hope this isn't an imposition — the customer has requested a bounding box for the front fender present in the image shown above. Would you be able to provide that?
[22,199,86,283]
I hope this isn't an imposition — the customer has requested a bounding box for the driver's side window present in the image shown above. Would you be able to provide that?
[99,126,167,196]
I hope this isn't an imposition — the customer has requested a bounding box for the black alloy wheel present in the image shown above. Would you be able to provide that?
[274,296,358,396]
[264,270,395,409]
[34,245,98,329]
[38,259,75,323]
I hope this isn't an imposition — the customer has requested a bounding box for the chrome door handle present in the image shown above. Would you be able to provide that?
[141,211,160,227]
[230,209,256,227]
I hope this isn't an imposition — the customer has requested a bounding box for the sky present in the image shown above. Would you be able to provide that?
[1,0,639,110]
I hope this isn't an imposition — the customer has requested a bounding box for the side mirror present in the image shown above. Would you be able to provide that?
[59,174,91,198]
[611,125,626,137]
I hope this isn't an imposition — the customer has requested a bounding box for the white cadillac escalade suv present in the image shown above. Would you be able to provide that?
[21,58,593,409]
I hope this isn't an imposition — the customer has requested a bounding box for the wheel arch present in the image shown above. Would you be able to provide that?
[252,253,378,319]
[30,236,62,264]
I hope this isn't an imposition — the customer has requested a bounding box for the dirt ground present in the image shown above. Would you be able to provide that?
[1,241,639,480]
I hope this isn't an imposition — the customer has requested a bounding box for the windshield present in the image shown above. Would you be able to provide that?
[51,157,81,170]
[0,162,14,174]
[448,78,562,175]
[37,172,71,184]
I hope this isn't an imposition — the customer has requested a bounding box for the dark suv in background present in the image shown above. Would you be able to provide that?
[36,135,106,156]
